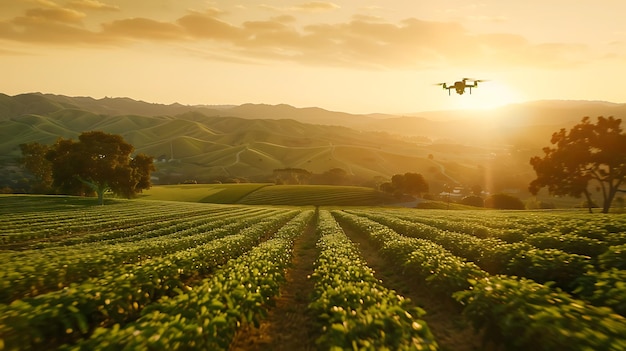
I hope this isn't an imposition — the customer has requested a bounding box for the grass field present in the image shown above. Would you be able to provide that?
[140,183,395,206]
[138,183,271,203]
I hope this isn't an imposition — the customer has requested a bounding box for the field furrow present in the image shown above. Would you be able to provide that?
[3,195,626,351]
[333,210,626,351]
[0,209,299,350]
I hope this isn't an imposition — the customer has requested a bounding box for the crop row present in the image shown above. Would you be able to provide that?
[57,210,315,351]
[372,208,626,246]
[36,206,257,248]
[347,210,626,315]
[0,210,299,350]
[308,210,438,350]
[0,201,240,245]
[345,210,593,290]
[333,210,626,351]
[0,207,288,303]
[347,209,626,316]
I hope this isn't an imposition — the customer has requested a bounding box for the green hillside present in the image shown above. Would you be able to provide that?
[1,96,468,190]
[237,184,394,206]
[139,184,394,206]
[4,93,617,201]
[139,183,271,203]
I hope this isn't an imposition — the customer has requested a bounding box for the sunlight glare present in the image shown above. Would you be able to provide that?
[448,81,525,112]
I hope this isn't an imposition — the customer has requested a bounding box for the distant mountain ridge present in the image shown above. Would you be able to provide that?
[1,92,624,194]
[2,93,624,139]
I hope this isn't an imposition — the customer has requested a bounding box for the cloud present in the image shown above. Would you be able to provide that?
[294,2,340,12]
[103,18,185,40]
[30,0,61,8]
[0,4,598,69]
[68,0,119,11]
[259,2,340,13]
[176,11,241,41]
[24,7,86,23]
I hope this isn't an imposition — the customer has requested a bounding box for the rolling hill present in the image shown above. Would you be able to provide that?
[1,93,624,199]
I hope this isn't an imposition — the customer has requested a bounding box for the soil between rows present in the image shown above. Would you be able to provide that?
[229,215,321,350]
[337,219,486,351]
[229,212,486,351]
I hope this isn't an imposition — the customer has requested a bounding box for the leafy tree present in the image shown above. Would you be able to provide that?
[44,131,155,204]
[403,172,429,197]
[484,193,525,210]
[529,116,626,213]
[387,172,429,198]
[379,182,395,193]
[19,142,54,193]
[273,168,311,185]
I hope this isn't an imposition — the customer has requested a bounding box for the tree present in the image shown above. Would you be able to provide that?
[529,116,626,213]
[403,172,429,197]
[45,131,155,204]
[273,168,311,185]
[484,193,525,210]
[19,142,54,193]
[387,172,429,198]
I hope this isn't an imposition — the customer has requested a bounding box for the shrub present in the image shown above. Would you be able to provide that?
[460,195,484,207]
[484,193,524,210]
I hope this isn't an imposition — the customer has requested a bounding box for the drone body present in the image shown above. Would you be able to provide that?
[437,78,485,95]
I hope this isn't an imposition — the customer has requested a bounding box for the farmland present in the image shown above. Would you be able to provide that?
[140,184,395,206]
[2,195,626,350]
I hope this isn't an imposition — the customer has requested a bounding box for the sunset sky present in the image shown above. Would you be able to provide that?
[2,1,625,114]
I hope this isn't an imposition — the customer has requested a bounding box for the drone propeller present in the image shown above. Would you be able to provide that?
[463,77,489,82]
[434,83,447,86]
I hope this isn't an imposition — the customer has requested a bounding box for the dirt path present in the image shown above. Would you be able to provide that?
[337,220,485,351]
[229,214,320,351]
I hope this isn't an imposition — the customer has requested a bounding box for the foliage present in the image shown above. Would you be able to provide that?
[381,172,429,198]
[597,243,626,270]
[64,211,313,351]
[529,116,626,213]
[20,131,155,204]
[310,211,438,350]
[3,196,626,349]
[506,248,593,290]
[273,168,311,185]
[484,193,525,209]
[574,268,626,316]
[0,210,298,349]
[454,276,626,351]
[18,142,54,193]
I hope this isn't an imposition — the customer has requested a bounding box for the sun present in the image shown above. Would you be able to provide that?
[450,81,526,111]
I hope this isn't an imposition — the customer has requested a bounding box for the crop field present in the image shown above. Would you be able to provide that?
[140,184,394,206]
[138,184,272,204]
[2,195,626,350]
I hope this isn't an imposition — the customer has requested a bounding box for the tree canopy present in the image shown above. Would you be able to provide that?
[19,142,53,193]
[21,131,155,204]
[529,116,626,213]
[382,172,429,198]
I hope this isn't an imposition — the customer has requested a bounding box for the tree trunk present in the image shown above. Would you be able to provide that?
[77,176,108,205]
[97,189,105,205]
[603,187,619,214]
[583,190,593,214]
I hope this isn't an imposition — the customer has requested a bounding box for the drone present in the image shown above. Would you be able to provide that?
[436,78,487,95]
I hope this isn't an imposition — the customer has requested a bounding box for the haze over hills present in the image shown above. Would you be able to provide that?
[1,92,624,198]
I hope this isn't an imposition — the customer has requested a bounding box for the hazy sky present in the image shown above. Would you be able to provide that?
[2,1,625,113]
